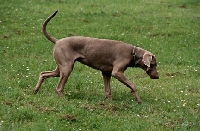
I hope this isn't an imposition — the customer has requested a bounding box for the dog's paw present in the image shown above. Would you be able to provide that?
[33,89,38,94]
[105,96,112,101]
[137,100,142,104]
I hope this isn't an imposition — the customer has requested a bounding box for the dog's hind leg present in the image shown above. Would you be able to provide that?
[33,67,60,94]
[55,63,74,96]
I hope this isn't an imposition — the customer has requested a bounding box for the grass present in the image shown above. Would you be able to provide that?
[0,0,200,130]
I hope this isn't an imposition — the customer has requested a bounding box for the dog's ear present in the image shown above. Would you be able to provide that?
[142,53,152,68]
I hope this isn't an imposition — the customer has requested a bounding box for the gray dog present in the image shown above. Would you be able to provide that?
[33,10,159,103]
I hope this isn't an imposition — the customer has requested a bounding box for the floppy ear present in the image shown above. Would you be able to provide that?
[142,53,152,68]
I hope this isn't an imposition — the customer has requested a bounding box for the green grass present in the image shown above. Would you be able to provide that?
[0,0,200,130]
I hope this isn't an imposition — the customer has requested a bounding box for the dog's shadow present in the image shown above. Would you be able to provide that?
[64,88,140,102]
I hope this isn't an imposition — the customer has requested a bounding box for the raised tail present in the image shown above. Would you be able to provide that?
[42,10,58,44]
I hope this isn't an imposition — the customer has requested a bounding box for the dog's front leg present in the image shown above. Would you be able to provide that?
[102,72,112,100]
[111,71,142,103]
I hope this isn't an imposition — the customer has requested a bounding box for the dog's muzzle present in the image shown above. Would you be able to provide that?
[147,70,159,79]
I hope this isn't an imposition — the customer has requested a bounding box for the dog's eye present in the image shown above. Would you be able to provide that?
[150,64,156,67]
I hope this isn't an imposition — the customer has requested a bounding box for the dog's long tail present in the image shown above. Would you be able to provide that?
[42,10,58,44]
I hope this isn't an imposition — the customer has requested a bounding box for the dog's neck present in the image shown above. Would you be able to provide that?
[131,46,147,68]
[132,46,137,67]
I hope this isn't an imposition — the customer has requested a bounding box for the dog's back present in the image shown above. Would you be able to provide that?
[54,36,134,73]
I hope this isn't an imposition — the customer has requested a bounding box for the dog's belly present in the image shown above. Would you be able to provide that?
[77,58,113,73]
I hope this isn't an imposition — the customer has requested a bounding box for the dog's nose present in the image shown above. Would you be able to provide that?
[150,75,159,79]
[149,73,159,79]
[147,70,159,79]
[154,76,159,79]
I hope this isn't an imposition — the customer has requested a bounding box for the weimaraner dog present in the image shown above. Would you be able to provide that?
[33,10,159,103]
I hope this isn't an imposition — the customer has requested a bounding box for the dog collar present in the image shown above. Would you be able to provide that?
[133,46,136,67]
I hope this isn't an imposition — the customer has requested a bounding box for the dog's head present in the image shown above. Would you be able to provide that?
[142,53,159,79]
[134,51,159,79]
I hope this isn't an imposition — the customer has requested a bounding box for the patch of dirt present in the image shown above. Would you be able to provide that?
[38,107,58,113]
[60,114,76,122]
[179,4,186,8]
[2,101,13,107]
[99,102,120,112]
[149,33,171,37]
[166,72,182,77]
[83,105,97,111]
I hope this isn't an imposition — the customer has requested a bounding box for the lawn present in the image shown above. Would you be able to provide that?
[0,0,200,130]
